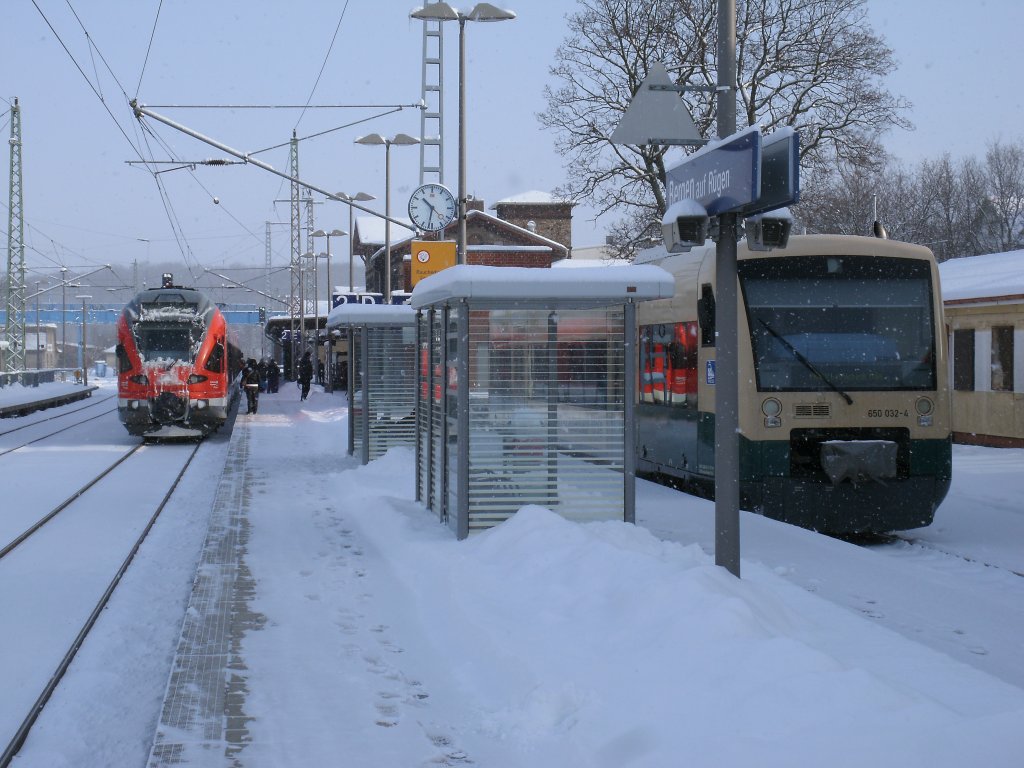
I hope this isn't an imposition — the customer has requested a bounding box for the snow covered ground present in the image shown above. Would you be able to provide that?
[8,378,1024,767]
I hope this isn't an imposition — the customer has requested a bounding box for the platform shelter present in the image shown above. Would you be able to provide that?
[326,303,417,464]
[410,264,674,538]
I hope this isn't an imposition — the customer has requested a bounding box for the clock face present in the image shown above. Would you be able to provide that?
[408,184,457,232]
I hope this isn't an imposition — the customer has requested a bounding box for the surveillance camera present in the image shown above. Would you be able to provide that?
[744,207,792,251]
[213,196,220,205]
[661,198,709,253]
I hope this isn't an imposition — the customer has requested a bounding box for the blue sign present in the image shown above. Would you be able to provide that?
[706,360,716,385]
[666,129,761,216]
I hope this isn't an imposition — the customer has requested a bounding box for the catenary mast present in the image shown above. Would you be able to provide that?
[5,97,25,372]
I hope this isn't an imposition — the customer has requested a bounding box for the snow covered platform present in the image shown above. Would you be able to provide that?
[141,379,1024,767]
[0,380,97,418]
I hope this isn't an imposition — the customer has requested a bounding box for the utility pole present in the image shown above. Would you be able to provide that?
[5,97,25,372]
[289,131,301,379]
[304,190,317,332]
[714,0,741,578]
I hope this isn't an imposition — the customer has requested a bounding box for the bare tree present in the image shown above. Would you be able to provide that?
[981,139,1024,253]
[539,0,911,249]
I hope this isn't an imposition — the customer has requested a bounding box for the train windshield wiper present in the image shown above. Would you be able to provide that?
[758,319,853,405]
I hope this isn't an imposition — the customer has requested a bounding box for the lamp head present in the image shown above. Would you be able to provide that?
[355,133,386,146]
[410,2,459,21]
[467,3,516,21]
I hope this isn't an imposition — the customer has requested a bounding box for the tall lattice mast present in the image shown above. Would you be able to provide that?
[289,130,301,376]
[304,190,316,322]
[419,5,445,186]
[5,97,25,371]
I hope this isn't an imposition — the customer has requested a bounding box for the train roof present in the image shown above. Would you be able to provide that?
[636,234,938,327]
[122,285,218,324]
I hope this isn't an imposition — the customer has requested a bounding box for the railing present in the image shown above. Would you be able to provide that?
[0,369,82,388]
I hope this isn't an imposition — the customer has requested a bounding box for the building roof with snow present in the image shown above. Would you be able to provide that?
[939,249,1024,303]
[491,190,562,206]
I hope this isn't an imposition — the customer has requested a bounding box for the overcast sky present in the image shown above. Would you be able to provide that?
[2,0,1021,291]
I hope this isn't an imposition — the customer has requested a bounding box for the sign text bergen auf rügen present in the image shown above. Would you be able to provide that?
[665,127,761,216]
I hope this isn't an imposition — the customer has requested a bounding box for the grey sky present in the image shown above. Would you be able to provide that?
[2,0,1021,289]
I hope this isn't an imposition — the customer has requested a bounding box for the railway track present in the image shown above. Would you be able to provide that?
[0,396,119,459]
[0,393,117,439]
[0,439,203,767]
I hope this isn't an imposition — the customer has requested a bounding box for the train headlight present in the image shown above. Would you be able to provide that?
[129,374,149,386]
[761,397,782,428]
[195,399,208,410]
[188,374,209,385]
[916,397,934,426]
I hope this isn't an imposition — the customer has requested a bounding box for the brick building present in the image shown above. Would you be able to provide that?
[352,193,574,294]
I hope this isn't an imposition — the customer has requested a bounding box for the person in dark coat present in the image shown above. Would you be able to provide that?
[242,358,261,414]
[267,359,280,393]
[298,350,314,401]
[257,358,269,392]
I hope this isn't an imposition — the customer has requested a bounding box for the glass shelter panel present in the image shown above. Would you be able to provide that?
[430,311,446,516]
[365,325,417,460]
[464,307,626,533]
[350,330,365,460]
[445,306,461,524]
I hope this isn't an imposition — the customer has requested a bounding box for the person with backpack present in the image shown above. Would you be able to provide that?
[242,358,261,414]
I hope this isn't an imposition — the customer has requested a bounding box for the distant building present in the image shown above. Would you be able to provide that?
[940,250,1024,447]
[353,192,575,294]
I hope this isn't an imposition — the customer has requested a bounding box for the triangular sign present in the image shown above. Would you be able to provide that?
[610,62,705,146]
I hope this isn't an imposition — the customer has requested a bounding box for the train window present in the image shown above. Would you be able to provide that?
[639,322,697,408]
[991,326,1014,392]
[115,343,133,374]
[136,326,194,363]
[205,341,225,373]
[740,255,937,392]
[697,285,715,347]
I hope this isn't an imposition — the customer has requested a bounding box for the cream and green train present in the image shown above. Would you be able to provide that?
[635,234,952,534]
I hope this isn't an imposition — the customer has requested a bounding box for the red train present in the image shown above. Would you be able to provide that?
[115,274,243,438]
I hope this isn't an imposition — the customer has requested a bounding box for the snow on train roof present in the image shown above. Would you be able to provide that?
[939,249,1024,302]
[326,302,415,329]
[409,264,674,308]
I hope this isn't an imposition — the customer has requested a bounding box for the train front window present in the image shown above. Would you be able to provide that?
[136,326,194,363]
[739,255,936,392]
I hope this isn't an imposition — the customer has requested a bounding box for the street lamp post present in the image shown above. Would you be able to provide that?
[411,2,516,265]
[332,193,375,293]
[313,228,347,393]
[76,294,92,386]
[355,133,420,301]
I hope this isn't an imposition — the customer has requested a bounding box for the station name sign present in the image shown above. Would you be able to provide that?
[666,128,761,216]
[665,126,799,217]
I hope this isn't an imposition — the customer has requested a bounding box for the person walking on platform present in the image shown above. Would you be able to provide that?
[267,359,280,393]
[257,358,269,392]
[298,350,314,401]
[242,358,261,414]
